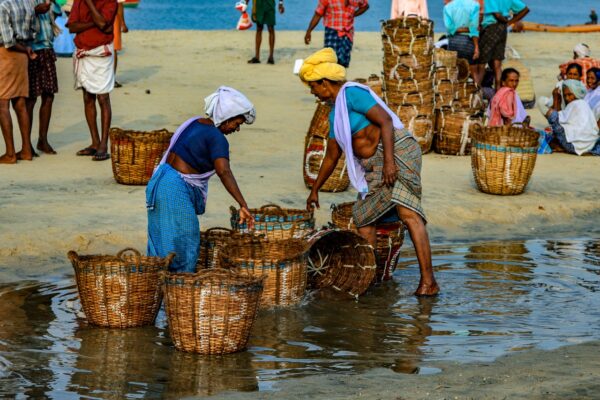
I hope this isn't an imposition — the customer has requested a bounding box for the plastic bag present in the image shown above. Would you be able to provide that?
[236,11,252,30]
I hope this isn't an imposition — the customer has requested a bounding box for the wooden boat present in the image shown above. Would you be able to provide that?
[519,21,600,33]
[123,0,140,8]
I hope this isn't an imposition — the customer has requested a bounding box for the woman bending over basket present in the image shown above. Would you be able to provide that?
[539,79,600,156]
[298,48,439,296]
[146,87,255,273]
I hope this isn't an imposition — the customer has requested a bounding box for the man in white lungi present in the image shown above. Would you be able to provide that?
[67,0,117,161]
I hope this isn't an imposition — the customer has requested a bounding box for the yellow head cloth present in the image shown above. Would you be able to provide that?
[299,48,346,83]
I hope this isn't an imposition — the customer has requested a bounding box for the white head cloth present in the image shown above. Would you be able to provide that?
[204,86,256,127]
[558,99,599,155]
[574,43,591,59]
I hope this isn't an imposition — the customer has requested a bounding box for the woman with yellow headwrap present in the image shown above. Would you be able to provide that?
[299,48,439,296]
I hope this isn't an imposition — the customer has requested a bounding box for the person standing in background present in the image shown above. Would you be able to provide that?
[391,0,428,19]
[443,0,480,79]
[246,0,284,64]
[113,0,127,87]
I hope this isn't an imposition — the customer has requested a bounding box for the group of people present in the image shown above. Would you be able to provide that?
[0,0,128,164]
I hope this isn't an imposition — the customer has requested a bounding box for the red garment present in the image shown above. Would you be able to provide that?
[488,87,516,126]
[559,57,600,86]
[68,0,118,51]
[315,0,368,41]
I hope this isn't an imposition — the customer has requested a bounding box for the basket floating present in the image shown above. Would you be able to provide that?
[219,237,308,308]
[471,125,539,195]
[163,269,264,355]
[68,248,173,328]
[109,128,173,185]
[230,204,315,240]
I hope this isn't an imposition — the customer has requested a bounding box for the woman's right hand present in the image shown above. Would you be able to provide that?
[306,191,319,211]
[239,206,255,230]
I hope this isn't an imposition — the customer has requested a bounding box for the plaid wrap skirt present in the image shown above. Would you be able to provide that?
[479,22,507,64]
[324,27,353,68]
[28,48,59,98]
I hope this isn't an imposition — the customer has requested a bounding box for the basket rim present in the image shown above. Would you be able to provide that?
[164,268,265,288]
[219,238,308,264]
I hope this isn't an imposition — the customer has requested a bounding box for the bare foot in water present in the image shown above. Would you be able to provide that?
[415,280,440,296]
[36,141,56,155]
[16,150,34,161]
[0,153,17,164]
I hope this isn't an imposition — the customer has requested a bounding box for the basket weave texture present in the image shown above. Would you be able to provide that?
[163,269,264,354]
[109,128,173,185]
[68,248,173,328]
[471,125,539,195]
[306,230,377,298]
[219,237,308,308]
[331,202,405,281]
[230,204,315,239]
[197,227,237,270]
[303,102,350,192]
[434,109,483,155]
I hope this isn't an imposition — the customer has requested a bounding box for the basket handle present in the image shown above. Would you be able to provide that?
[205,227,233,235]
[117,247,142,266]
[163,252,176,267]
[67,250,79,265]
[259,204,283,212]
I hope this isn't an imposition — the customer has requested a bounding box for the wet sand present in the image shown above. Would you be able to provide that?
[1,30,600,397]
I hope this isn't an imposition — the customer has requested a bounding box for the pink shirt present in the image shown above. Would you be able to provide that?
[391,0,429,19]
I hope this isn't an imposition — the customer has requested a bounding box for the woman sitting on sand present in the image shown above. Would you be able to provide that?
[584,68,600,124]
[299,48,439,296]
[146,87,255,272]
[487,68,528,127]
[540,80,600,156]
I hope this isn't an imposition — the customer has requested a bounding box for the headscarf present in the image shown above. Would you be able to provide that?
[204,86,256,127]
[562,79,588,100]
[298,48,346,83]
[574,43,591,59]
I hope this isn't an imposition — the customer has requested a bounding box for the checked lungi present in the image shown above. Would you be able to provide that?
[352,128,426,228]
[146,163,206,273]
[28,48,59,98]
[479,22,507,64]
[448,34,476,65]
[324,27,353,68]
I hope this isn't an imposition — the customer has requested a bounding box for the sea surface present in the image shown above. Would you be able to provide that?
[124,0,600,31]
[1,238,600,398]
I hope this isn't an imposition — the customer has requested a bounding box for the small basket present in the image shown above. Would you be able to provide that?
[197,227,236,270]
[331,202,405,282]
[434,48,458,68]
[435,66,459,82]
[109,128,173,185]
[163,269,264,354]
[409,115,434,154]
[306,230,377,298]
[68,248,174,328]
[219,237,308,308]
[471,125,539,195]
[434,110,483,156]
[230,204,315,239]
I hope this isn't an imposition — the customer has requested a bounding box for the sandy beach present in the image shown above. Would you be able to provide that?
[1,30,600,397]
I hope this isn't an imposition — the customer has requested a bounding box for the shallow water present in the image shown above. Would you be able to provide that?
[1,238,599,398]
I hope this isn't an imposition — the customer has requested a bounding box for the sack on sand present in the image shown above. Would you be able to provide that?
[236,11,252,30]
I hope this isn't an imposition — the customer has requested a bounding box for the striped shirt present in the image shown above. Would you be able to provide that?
[0,0,37,48]
[30,0,62,50]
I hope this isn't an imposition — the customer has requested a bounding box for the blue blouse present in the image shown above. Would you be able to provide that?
[171,120,229,174]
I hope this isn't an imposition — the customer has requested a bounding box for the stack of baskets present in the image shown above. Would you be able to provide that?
[109,128,173,185]
[471,124,539,195]
[433,48,458,110]
[434,109,483,156]
[354,74,384,98]
[303,102,350,192]
[382,16,435,153]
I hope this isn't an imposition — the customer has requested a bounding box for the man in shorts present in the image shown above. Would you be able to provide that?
[247,0,284,64]
[477,0,529,88]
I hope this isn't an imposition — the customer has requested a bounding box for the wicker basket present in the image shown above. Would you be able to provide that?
[434,110,483,155]
[456,58,471,82]
[163,269,263,354]
[331,202,405,281]
[68,248,174,328]
[219,237,308,308]
[435,66,459,82]
[303,102,350,192]
[471,125,539,195]
[454,81,484,111]
[197,227,236,270]
[434,48,458,68]
[109,128,173,185]
[230,204,315,239]
[306,229,377,297]
[409,115,434,154]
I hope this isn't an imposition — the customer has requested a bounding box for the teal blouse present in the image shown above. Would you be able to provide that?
[329,86,377,139]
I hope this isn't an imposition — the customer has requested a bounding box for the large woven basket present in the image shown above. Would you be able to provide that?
[68,248,174,328]
[219,237,307,308]
[197,227,236,270]
[303,102,350,192]
[230,204,315,239]
[109,128,173,185]
[471,125,539,195]
[163,269,264,354]
[434,110,483,156]
[331,202,405,282]
[306,230,377,298]
[409,115,434,153]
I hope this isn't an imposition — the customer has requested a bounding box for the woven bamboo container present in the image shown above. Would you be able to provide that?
[454,81,484,111]
[306,230,377,297]
[230,204,315,239]
[330,202,405,282]
[434,110,483,155]
[219,238,308,308]
[109,128,173,185]
[434,48,458,68]
[366,74,383,97]
[410,115,434,153]
[435,66,459,82]
[381,16,434,36]
[456,58,471,82]
[385,63,435,82]
[303,102,350,192]
[68,248,173,328]
[471,125,539,195]
[163,269,264,354]
[197,227,236,270]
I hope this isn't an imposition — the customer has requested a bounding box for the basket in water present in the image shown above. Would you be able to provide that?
[68,248,174,328]
[471,125,539,195]
[219,237,308,308]
[230,204,315,240]
[109,128,173,185]
[163,269,263,354]
[197,227,237,270]
[434,110,483,156]
[306,230,377,297]
[331,202,405,282]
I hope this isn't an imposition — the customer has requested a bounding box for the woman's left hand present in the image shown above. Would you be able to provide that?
[382,161,397,187]
[239,206,255,230]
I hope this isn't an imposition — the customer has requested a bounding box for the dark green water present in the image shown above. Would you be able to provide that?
[1,238,599,398]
